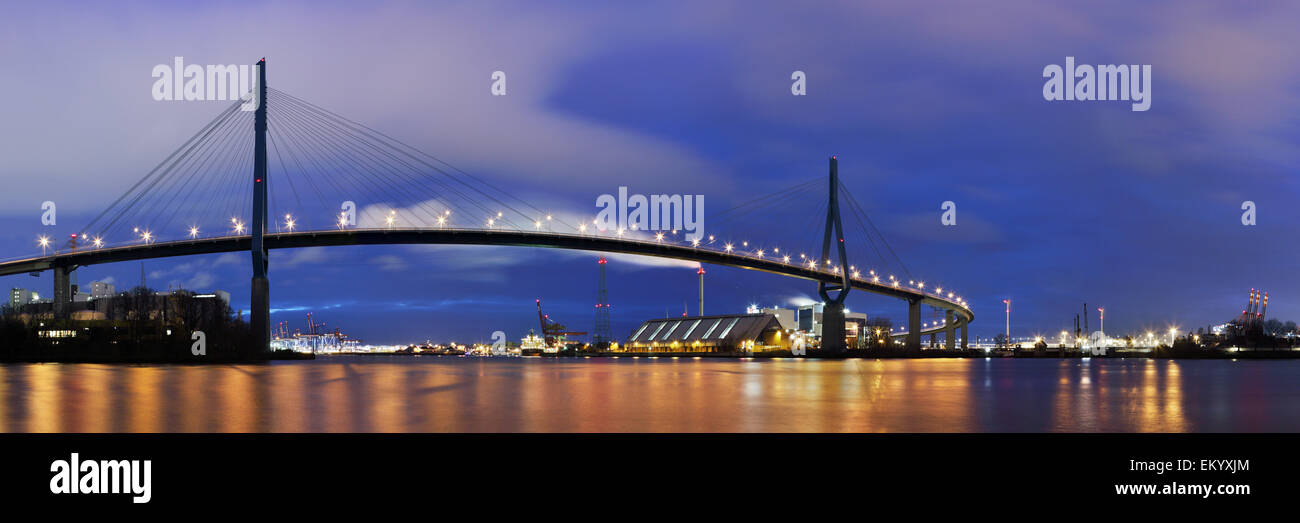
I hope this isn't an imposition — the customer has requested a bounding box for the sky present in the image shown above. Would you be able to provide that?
[0,1,1297,344]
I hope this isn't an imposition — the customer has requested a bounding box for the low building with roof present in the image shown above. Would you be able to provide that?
[622,313,794,353]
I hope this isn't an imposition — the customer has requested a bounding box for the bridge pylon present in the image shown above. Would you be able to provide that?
[906,298,921,350]
[250,58,270,352]
[818,156,851,353]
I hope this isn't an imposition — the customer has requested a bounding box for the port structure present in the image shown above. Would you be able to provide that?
[593,257,613,347]
[537,298,586,348]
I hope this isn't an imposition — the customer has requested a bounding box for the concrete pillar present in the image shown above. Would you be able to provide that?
[945,310,955,350]
[53,265,70,319]
[822,301,846,353]
[960,324,968,349]
[906,299,921,350]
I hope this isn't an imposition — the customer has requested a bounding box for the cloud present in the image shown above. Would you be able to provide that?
[278,247,331,268]
[371,254,408,272]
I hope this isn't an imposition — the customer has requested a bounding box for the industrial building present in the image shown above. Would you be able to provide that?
[8,288,38,308]
[623,313,791,353]
[797,303,868,348]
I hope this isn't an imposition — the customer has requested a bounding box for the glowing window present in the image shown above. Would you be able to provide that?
[702,319,723,339]
[681,319,702,339]
[660,321,682,341]
[648,322,667,340]
[717,318,740,339]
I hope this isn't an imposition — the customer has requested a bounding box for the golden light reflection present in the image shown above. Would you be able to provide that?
[0,358,1207,433]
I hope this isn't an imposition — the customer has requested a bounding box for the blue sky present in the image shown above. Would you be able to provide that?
[0,1,1296,344]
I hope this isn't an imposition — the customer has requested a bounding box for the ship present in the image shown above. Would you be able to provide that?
[520,329,547,356]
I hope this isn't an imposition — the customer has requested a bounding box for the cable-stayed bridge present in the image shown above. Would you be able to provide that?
[0,59,973,352]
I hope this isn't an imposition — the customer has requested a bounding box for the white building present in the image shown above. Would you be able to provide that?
[90,280,115,298]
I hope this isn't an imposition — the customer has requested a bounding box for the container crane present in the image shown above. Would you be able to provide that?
[536,298,587,348]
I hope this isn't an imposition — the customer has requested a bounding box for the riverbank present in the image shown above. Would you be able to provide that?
[318,346,1300,360]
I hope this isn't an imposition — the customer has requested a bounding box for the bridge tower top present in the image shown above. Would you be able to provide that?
[818,156,850,305]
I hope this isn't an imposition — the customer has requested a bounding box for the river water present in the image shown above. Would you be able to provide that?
[1,356,1297,432]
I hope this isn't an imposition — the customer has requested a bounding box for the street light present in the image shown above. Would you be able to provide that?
[37,235,50,255]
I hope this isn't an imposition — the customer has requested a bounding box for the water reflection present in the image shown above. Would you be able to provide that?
[1,357,1298,432]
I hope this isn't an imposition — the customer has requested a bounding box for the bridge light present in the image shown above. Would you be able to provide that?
[141,230,153,243]
[92,236,103,248]
[546,215,552,221]
[872,275,880,283]
[852,270,860,278]
[799,253,805,259]
[773,247,779,253]
[742,241,748,247]
[935,287,942,293]
[233,222,244,234]
[497,212,503,218]
[37,235,50,255]
[724,243,733,252]
[578,223,586,232]
[755,249,764,258]
[535,220,542,229]
[188,226,200,238]
[782,255,790,263]
[285,216,296,231]
[708,235,715,241]
[655,232,664,242]
[691,238,700,247]
[617,228,625,237]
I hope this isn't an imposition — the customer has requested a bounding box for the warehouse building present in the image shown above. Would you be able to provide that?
[623,313,791,353]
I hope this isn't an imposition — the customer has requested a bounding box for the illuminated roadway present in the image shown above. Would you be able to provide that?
[0,227,973,336]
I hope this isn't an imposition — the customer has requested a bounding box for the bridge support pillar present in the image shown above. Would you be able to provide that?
[53,265,71,319]
[821,301,846,353]
[945,310,955,350]
[960,324,968,349]
[929,332,936,348]
[251,276,269,350]
[906,299,921,350]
